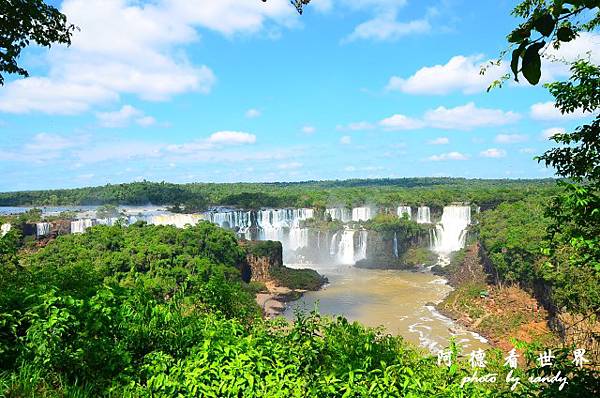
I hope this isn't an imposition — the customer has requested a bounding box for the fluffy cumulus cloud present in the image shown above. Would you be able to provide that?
[345,11,430,42]
[206,131,257,145]
[386,55,507,95]
[379,114,425,130]
[0,0,298,115]
[340,135,352,145]
[480,148,506,158]
[96,105,155,128]
[427,151,469,161]
[423,102,520,131]
[375,103,519,132]
[495,134,528,144]
[530,101,596,121]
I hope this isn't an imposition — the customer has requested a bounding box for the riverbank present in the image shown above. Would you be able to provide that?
[432,243,558,350]
[255,267,327,318]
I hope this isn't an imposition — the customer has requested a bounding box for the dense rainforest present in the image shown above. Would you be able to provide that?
[0,220,597,397]
[0,178,558,211]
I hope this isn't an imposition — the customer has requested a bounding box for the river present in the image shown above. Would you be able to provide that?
[284,263,489,354]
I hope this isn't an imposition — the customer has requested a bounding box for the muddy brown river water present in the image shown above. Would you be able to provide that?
[284,264,489,354]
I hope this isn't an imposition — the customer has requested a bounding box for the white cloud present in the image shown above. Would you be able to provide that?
[542,32,600,81]
[1,133,87,162]
[278,162,303,170]
[530,101,595,121]
[427,151,469,161]
[424,102,521,131]
[340,135,352,145]
[302,125,316,134]
[96,105,156,128]
[495,134,528,144]
[0,78,117,114]
[428,137,449,145]
[0,0,300,115]
[207,131,257,145]
[480,148,506,158]
[379,114,425,130]
[541,127,566,140]
[519,148,535,154]
[387,55,507,95]
[245,108,261,118]
[345,11,430,42]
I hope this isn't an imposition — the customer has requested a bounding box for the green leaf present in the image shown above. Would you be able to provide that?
[556,26,575,42]
[511,40,529,81]
[534,13,556,37]
[508,27,531,43]
[522,41,546,85]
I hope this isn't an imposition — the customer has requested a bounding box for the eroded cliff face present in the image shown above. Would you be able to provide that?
[239,240,283,283]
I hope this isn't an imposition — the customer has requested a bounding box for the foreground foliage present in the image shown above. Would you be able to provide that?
[0,222,597,397]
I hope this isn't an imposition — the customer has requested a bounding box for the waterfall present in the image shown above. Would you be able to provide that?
[149,214,203,228]
[326,208,352,222]
[288,228,309,252]
[352,207,373,222]
[1,223,11,237]
[317,230,321,249]
[206,208,314,257]
[336,230,356,264]
[397,206,412,220]
[393,232,399,257]
[329,232,340,256]
[355,230,368,262]
[71,219,95,234]
[96,217,120,226]
[432,206,471,254]
[36,222,51,237]
[416,206,431,224]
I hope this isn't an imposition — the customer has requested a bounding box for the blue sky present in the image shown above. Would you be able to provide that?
[0,0,598,191]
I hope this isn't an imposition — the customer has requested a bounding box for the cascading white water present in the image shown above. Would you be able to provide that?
[352,207,373,222]
[71,219,95,234]
[206,208,314,257]
[355,230,368,262]
[432,206,471,254]
[416,206,431,224]
[1,223,12,237]
[288,228,309,252]
[36,222,50,237]
[150,214,204,228]
[330,232,340,256]
[326,208,352,223]
[393,232,399,257]
[397,206,412,220]
[336,230,356,264]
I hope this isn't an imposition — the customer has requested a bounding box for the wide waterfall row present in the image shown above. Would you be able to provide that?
[395,206,432,224]
[431,206,471,254]
[325,208,352,222]
[329,229,368,264]
[70,214,206,234]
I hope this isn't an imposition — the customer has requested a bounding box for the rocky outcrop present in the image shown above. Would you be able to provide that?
[240,240,283,283]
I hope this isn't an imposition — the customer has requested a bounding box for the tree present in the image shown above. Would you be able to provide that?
[0,0,76,85]
[499,1,600,315]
